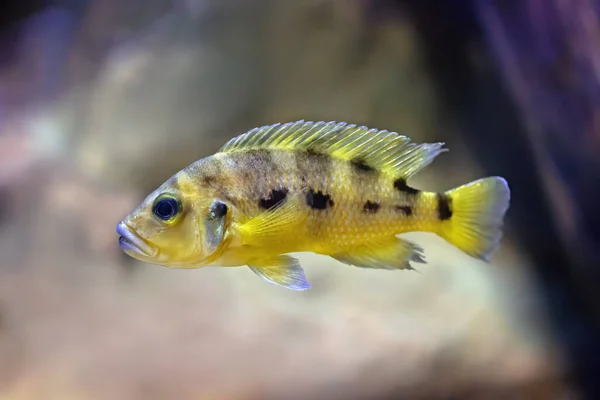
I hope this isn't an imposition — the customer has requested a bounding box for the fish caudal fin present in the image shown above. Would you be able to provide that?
[438,177,510,262]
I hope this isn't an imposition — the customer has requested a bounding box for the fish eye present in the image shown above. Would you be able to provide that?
[152,194,181,222]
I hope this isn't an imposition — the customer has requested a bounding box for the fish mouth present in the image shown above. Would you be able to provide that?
[116,222,157,258]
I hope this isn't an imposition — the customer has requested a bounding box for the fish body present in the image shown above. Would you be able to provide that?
[117,120,511,290]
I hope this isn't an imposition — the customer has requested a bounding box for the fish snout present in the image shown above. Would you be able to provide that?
[116,221,157,257]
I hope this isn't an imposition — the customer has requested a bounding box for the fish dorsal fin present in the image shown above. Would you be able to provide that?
[218,120,447,179]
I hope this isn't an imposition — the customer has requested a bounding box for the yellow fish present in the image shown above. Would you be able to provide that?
[116,120,510,290]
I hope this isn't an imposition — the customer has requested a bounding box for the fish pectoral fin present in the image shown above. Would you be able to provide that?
[238,194,307,247]
[249,256,311,291]
[331,237,427,270]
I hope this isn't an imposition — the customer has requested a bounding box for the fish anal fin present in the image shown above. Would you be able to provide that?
[332,237,426,271]
[218,120,447,179]
[238,194,307,247]
[249,256,310,291]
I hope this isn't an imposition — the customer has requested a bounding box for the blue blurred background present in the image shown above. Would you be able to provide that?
[1,1,599,398]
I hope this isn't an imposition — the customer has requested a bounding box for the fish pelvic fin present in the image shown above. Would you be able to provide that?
[438,176,511,262]
[218,120,447,179]
[331,237,427,271]
[249,256,310,291]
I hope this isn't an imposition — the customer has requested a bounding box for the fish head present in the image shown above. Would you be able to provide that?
[116,171,229,268]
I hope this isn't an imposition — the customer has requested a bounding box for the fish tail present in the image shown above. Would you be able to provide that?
[437,176,510,261]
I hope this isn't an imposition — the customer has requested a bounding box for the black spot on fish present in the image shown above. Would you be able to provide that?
[351,158,375,172]
[395,205,413,216]
[210,200,228,218]
[393,178,420,195]
[306,188,334,210]
[259,188,288,210]
[363,200,380,213]
[436,193,452,220]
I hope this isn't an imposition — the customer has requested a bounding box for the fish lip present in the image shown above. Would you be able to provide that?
[116,222,156,257]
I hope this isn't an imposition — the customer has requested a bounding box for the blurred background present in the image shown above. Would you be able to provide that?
[1,0,599,398]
